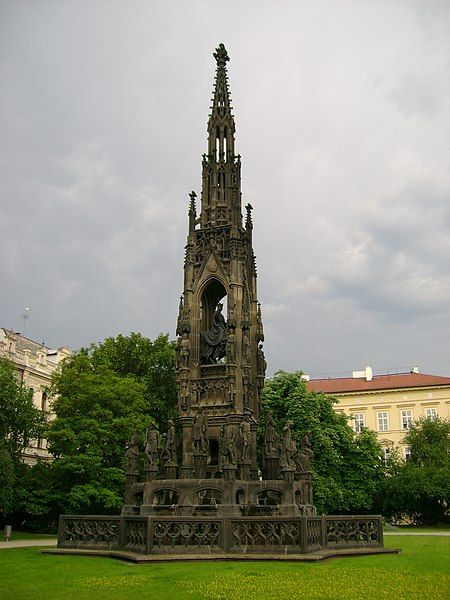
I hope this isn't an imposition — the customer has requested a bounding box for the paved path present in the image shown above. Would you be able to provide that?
[0,539,57,549]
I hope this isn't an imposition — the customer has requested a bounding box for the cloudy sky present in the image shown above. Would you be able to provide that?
[1,0,449,378]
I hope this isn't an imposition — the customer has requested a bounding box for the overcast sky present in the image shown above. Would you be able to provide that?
[1,0,449,378]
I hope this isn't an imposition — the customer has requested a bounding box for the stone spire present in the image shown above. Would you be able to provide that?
[200,44,241,228]
[209,44,235,132]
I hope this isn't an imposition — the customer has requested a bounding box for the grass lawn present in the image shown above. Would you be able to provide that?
[0,536,448,600]
[387,525,450,533]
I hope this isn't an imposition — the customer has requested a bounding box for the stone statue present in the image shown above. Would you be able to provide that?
[227,303,236,328]
[200,303,227,364]
[242,329,250,364]
[219,424,236,468]
[162,419,178,465]
[257,343,267,377]
[281,421,295,468]
[226,329,236,363]
[144,423,161,469]
[298,431,314,471]
[228,378,236,407]
[125,432,140,474]
[192,412,208,453]
[176,295,190,336]
[178,333,190,368]
[240,420,250,461]
[264,410,278,455]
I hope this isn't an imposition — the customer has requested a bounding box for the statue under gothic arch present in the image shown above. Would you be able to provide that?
[198,278,228,365]
[200,302,227,363]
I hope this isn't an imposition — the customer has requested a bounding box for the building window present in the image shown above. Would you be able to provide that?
[41,391,47,412]
[424,407,438,421]
[404,446,411,460]
[353,413,365,433]
[377,412,389,432]
[381,447,391,466]
[401,410,413,430]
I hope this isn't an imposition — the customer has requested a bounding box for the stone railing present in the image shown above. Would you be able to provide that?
[58,514,383,555]
[58,516,121,550]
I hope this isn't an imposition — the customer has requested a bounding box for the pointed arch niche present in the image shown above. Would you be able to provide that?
[199,278,228,365]
[200,278,227,333]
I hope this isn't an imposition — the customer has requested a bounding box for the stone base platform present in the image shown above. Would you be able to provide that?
[44,546,400,563]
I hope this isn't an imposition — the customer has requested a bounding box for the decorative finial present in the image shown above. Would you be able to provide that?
[188,190,197,219]
[213,43,229,67]
[245,203,253,229]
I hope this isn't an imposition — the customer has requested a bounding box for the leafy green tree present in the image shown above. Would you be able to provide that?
[46,352,149,515]
[0,358,45,518]
[378,418,450,524]
[261,371,384,515]
[89,332,177,431]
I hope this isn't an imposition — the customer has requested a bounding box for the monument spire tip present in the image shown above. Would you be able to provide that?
[213,43,229,66]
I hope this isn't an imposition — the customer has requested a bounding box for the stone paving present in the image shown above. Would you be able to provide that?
[0,539,57,549]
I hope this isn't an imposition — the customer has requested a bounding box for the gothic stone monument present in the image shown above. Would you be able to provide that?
[57,45,385,558]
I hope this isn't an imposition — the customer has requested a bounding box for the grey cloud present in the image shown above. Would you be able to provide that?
[1,0,449,378]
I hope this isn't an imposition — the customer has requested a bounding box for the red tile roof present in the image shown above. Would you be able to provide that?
[307,372,450,394]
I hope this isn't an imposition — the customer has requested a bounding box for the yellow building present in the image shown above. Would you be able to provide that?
[0,327,71,463]
[307,366,450,463]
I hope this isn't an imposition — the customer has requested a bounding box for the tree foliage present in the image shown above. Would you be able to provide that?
[88,332,177,431]
[377,418,450,524]
[46,351,149,515]
[261,371,384,515]
[37,332,177,519]
[0,358,45,518]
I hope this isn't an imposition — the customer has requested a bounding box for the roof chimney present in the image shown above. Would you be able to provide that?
[365,365,373,382]
[412,366,419,374]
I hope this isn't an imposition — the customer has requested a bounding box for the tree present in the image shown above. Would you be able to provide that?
[378,418,450,524]
[261,371,384,515]
[88,332,177,431]
[0,358,45,518]
[46,352,149,516]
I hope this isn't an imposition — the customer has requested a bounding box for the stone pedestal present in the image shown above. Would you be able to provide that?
[223,465,237,481]
[163,464,178,479]
[145,466,159,482]
[194,453,207,479]
[282,466,296,483]
[263,456,279,480]
[124,473,139,505]
[180,467,195,479]
[238,459,251,481]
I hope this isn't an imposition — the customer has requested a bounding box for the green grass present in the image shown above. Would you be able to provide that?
[391,524,450,533]
[0,536,448,600]
[0,530,57,541]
